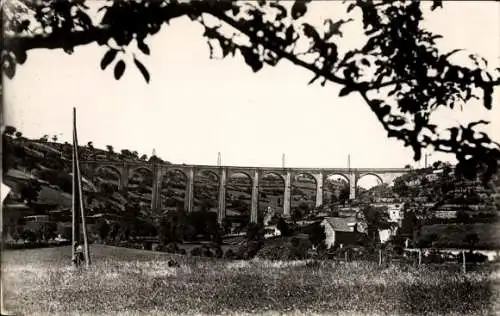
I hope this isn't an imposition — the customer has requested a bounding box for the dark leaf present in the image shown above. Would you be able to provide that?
[302,23,319,42]
[76,10,92,29]
[308,74,320,85]
[101,49,117,70]
[270,3,287,20]
[483,85,493,110]
[339,86,354,97]
[347,3,356,13]
[291,1,308,20]
[138,41,150,55]
[391,118,406,127]
[240,47,263,72]
[286,25,295,43]
[443,49,462,59]
[15,50,27,64]
[134,58,150,83]
[231,4,240,16]
[431,0,443,11]
[114,60,126,80]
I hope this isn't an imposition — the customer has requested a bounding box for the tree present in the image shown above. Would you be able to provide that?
[246,222,264,242]
[3,1,500,182]
[39,135,49,142]
[52,135,58,142]
[3,125,16,136]
[276,218,290,236]
[309,222,326,248]
[362,205,390,246]
[22,229,37,243]
[464,232,480,253]
[87,141,94,149]
[38,222,58,241]
[106,145,114,155]
[96,218,110,240]
[20,179,42,205]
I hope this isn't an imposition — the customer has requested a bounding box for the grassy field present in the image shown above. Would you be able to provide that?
[421,222,500,249]
[2,245,500,316]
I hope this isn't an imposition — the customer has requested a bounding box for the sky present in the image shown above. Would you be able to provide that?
[3,1,500,172]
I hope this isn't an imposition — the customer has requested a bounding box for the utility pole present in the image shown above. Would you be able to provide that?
[217,152,221,166]
[282,153,286,168]
[348,154,351,170]
[424,153,432,168]
[72,107,90,267]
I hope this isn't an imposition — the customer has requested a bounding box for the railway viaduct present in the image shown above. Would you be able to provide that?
[80,160,410,223]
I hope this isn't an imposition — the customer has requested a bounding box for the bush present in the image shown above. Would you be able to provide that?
[151,243,161,251]
[190,246,203,257]
[213,246,223,258]
[224,249,235,259]
[276,218,291,236]
[464,252,488,263]
[234,241,263,259]
[246,223,264,241]
[22,229,37,243]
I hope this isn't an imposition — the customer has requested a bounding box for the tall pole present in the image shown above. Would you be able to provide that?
[217,152,221,166]
[73,108,90,266]
[71,113,79,265]
[348,154,351,170]
[282,153,285,168]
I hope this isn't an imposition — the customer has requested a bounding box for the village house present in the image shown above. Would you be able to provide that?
[321,216,367,249]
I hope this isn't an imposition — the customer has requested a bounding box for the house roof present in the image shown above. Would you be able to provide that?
[323,217,358,232]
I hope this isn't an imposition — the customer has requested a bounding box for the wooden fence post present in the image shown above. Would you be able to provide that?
[462,250,466,273]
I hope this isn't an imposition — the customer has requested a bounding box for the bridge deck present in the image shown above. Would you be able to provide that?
[79,160,410,173]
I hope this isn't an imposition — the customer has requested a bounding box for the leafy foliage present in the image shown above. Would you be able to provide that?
[2,0,500,181]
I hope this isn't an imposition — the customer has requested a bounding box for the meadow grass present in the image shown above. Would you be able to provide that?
[2,245,499,315]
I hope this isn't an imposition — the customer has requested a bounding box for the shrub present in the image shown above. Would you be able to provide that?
[151,243,161,251]
[22,229,37,243]
[246,223,264,241]
[276,218,291,236]
[213,246,223,258]
[223,249,235,259]
[234,241,263,259]
[165,242,179,254]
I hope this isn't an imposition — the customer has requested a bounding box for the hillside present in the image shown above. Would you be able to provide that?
[2,130,316,223]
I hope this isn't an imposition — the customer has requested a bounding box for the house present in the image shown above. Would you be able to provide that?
[263,225,281,239]
[321,216,367,249]
[386,203,404,223]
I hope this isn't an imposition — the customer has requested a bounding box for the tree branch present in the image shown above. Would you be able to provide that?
[205,10,350,87]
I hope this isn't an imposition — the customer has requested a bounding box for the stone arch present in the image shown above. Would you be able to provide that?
[261,171,285,183]
[127,167,154,208]
[260,172,286,216]
[194,169,220,212]
[129,166,153,178]
[323,173,350,207]
[94,165,122,191]
[291,172,317,213]
[225,171,253,217]
[160,168,188,211]
[324,172,350,184]
[356,173,384,187]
